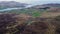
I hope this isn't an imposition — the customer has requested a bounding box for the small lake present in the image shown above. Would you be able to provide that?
[0,8,23,11]
[0,5,33,12]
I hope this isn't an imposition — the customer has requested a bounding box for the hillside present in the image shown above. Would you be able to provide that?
[0,3,60,34]
[0,1,28,9]
[0,3,60,18]
[31,3,60,10]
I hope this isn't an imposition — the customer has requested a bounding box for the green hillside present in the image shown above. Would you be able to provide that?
[2,9,46,17]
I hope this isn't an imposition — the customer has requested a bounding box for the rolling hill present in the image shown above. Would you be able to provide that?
[1,3,60,18]
[0,1,28,9]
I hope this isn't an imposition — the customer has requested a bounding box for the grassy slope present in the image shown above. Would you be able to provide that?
[2,9,46,17]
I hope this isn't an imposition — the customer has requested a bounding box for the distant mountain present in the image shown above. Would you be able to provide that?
[0,1,28,9]
[42,3,60,7]
[31,3,60,9]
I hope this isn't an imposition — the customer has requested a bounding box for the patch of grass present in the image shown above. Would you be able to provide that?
[32,11,41,17]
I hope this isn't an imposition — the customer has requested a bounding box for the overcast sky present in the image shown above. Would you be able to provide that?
[0,0,60,5]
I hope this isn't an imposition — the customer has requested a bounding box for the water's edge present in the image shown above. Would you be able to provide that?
[0,5,33,12]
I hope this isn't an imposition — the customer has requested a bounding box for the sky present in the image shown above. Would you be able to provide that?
[0,0,60,5]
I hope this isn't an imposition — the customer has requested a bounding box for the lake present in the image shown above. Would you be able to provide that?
[0,5,33,12]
